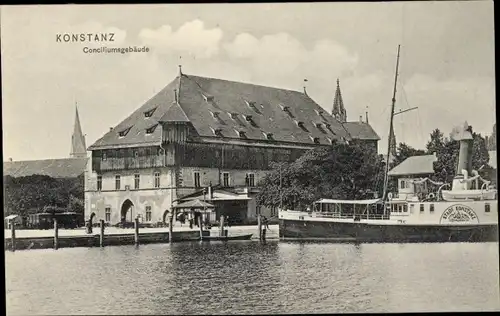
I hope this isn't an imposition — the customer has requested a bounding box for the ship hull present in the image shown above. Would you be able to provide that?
[279,219,499,243]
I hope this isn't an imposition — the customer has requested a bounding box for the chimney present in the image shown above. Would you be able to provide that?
[9,158,13,162]
[359,115,363,122]
[109,127,113,132]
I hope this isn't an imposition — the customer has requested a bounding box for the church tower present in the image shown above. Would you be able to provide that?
[332,79,347,122]
[70,105,87,158]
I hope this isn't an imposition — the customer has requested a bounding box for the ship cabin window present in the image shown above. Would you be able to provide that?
[420,204,425,213]
[430,204,435,213]
[485,203,490,213]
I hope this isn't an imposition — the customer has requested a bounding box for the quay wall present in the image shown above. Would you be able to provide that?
[4,230,208,251]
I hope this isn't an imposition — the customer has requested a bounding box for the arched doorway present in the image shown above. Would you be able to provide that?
[121,199,134,223]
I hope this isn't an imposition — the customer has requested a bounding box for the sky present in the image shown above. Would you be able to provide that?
[1,2,496,161]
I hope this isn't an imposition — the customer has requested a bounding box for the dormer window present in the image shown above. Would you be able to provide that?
[234,129,246,138]
[202,94,214,102]
[243,114,252,122]
[315,109,324,116]
[314,122,327,134]
[245,101,261,114]
[295,120,308,132]
[209,110,220,119]
[326,137,335,145]
[118,127,132,137]
[210,127,223,137]
[145,124,158,135]
[310,136,320,144]
[263,132,274,140]
[144,107,157,118]
[228,112,238,120]
[279,104,289,111]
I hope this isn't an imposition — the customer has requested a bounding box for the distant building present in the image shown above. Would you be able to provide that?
[85,71,380,226]
[3,106,88,179]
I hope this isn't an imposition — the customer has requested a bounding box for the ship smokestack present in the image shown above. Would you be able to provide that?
[450,122,474,190]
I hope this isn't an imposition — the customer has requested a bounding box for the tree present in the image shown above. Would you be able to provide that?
[3,174,85,217]
[390,142,427,169]
[256,142,385,210]
[426,128,446,155]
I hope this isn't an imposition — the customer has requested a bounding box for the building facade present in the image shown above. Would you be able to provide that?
[85,71,380,225]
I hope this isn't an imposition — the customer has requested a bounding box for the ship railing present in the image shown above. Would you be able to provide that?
[313,212,389,220]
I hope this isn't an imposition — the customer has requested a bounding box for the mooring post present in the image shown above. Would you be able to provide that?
[219,215,225,237]
[100,219,105,247]
[134,217,139,245]
[10,221,16,252]
[168,214,174,243]
[54,218,59,250]
[198,214,204,241]
[257,214,262,241]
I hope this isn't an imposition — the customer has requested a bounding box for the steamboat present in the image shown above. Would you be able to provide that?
[278,45,498,242]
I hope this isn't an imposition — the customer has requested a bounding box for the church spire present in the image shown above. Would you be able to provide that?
[332,78,347,122]
[70,104,87,158]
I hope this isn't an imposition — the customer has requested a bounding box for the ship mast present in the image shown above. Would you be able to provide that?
[382,44,401,201]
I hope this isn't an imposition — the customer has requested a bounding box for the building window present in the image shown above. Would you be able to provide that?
[105,207,111,222]
[430,204,435,213]
[400,180,406,189]
[115,175,121,190]
[485,203,490,213]
[97,175,102,191]
[223,172,230,187]
[102,152,107,161]
[420,204,424,213]
[134,151,139,158]
[246,173,255,187]
[134,174,140,189]
[145,206,152,222]
[194,172,201,188]
[154,172,160,188]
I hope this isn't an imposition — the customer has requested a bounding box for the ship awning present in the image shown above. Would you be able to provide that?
[314,198,382,205]
[4,215,19,221]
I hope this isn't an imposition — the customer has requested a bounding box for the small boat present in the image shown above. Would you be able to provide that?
[201,234,253,241]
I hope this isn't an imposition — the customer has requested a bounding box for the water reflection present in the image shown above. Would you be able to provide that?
[5,241,500,315]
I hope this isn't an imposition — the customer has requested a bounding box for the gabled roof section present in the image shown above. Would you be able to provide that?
[343,121,380,141]
[158,103,190,123]
[3,158,88,178]
[388,154,437,176]
[89,76,181,149]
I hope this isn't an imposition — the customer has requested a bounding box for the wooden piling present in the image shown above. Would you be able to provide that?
[198,214,204,241]
[168,214,174,243]
[10,221,16,252]
[134,217,139,245]
[257,214,262,241]
[99,219,105,247]
[219,215,225,237]
[262,227,267,241]
[54,218,59,250]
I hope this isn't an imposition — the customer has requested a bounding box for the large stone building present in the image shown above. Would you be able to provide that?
[84,70,379,225]
[4,107,88,179]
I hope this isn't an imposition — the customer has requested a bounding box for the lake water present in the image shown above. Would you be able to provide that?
[5,241,500,315]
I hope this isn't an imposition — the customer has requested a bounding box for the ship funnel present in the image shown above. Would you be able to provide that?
[450,122,474,190]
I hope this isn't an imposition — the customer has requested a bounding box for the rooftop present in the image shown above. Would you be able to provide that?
[388,154,437,177]
[3,158,88,178]
[89,73,379,150]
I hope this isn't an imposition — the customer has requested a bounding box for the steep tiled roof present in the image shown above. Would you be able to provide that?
[3,158,88,178]
[388,154,437,176]
[89,73,373,150]
[343,121,380,140]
